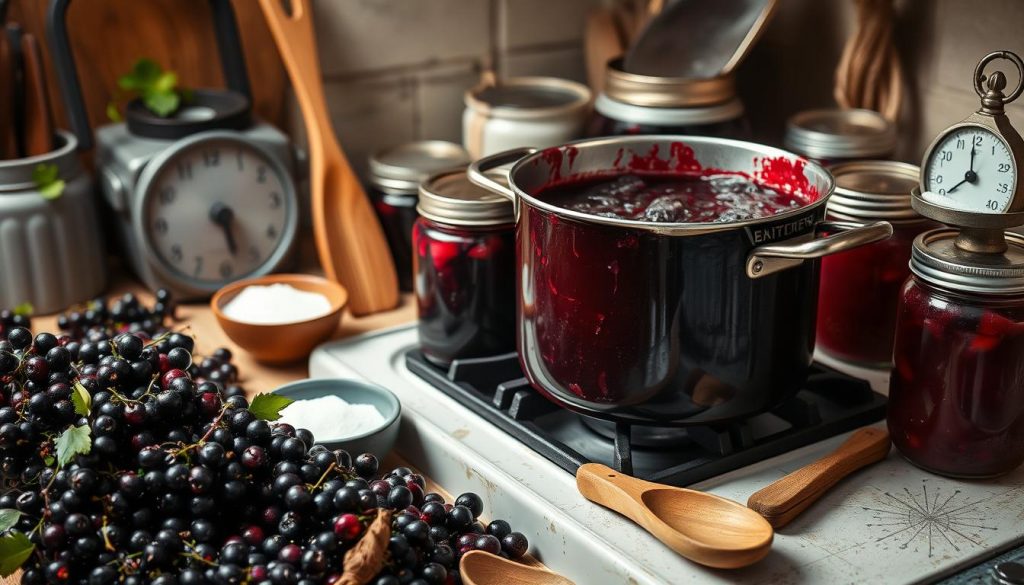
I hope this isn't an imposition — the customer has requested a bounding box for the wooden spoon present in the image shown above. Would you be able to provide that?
[747,427,891,529]
[460,551,575,585]
[0,33,17,159]
[259,0,399,316]
[576,463,773,569]
[20,33,55,156]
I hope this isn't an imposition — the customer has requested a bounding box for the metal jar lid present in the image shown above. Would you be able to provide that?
[418,169,515,227]
[369,141,470,193]
[827,161,924,221]
[464,77,592,120]
[594,92,744,126]
[784,109,897,160]
[911,228,1024,295]
[603,58,736,108]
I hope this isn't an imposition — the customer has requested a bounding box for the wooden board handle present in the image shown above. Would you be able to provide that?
[747,427,891,528]
[260,0,399,315]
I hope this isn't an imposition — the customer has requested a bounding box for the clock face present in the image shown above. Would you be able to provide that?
[141,137,295,288]
[923,126,1017,213]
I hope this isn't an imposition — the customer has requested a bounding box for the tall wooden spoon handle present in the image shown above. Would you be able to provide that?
[747,427,891,528]
[260,0,398,315]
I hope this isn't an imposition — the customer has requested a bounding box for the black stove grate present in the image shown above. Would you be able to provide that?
[405,350,888,486]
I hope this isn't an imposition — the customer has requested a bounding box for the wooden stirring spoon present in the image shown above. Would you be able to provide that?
[0,34,17,159]
[20,33,55,156]
[460,551,575,585]
[747,427,891,529]
[259,0,399,316]
[576,463,773,569]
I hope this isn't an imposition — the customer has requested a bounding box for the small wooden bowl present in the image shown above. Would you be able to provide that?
[211,274,348,364]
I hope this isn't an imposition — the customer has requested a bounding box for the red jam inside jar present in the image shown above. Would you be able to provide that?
[537,173,806,223]
[888,278,1024,477]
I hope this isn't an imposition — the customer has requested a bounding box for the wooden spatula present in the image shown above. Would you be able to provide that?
[20,33,55,156]
[0,33,17,159]
[747,427,891,529]
[259,0,399,315]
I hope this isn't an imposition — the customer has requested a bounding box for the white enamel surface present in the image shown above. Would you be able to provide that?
[923,127,1017,212]
[310,326,1024,584]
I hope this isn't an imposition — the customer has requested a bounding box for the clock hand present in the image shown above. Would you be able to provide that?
[947,148,981,193]
[947,176,970,193]
[209,203,238,256]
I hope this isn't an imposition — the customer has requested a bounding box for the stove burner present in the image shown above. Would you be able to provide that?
[405,350,888,486]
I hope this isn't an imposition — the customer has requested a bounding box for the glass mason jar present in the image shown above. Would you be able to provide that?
[784,109,897,166]
[413,169,516,367]
[888,229,1024,478]
[815,161,936,366]
[368,141,470,291]
[588,58,749,139]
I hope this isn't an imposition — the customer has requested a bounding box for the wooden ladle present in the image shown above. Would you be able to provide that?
[259,0,399,315]
[460,551,575,585]
[576,463,773,569]
[747,427,891,529]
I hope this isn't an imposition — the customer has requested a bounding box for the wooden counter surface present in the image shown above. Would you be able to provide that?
[32,274,417,397]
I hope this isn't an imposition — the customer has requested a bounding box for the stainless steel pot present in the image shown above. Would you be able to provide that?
[468,136,892,425]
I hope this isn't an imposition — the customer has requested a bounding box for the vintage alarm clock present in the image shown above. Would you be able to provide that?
[48,0,299,299]
[888,51,1024,479]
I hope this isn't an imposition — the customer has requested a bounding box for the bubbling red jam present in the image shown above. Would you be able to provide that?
[888,279,1024,477]
[535,173,807,223]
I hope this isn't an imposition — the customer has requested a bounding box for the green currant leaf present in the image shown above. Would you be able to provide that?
[143,90,180,118]
[55,425,91,468]
[43,456,55,467]
[72,382,91,416]
[131,58,161,85]
[106,101,123,122]
[12,303,32,318]
[39,180,66,201]
[0,532,34,576]
[248,394,295,421]
[0,510,21,533]
[153,71,178,94]
[32,164,64,201]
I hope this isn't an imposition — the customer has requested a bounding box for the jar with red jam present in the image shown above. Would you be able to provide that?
[589,59,749,139]
[368,141,470,291]
[784,109,896,166]
[815,161,936,366]
[413,169,516,367]
[888,229,1024,477]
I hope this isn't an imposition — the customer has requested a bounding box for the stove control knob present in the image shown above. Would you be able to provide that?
[994,561,1024,585]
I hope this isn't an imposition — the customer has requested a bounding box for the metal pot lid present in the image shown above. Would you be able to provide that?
[369,141,470,192]
[911,228,1024,295]
[827,161,922,220]
[784,109,897,159]
[595,93,744,126]
[418,169,515,227]
[603,58,736,108]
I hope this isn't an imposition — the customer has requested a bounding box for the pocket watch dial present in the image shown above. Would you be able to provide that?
[142,138,294,287]
[923,126,1016,213]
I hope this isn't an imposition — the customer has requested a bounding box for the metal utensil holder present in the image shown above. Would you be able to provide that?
[0,131,106,313]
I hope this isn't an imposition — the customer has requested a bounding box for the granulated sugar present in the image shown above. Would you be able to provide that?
[222,283,332,324]
[279,395,386,439]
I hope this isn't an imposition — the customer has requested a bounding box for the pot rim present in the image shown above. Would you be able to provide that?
[506,135,836,236]
[464,76,593,121]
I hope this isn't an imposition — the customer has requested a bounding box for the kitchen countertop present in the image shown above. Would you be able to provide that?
[31,273,418,398]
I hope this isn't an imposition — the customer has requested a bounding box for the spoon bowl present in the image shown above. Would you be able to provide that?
[459,551,576,585]
[577,464,773,569]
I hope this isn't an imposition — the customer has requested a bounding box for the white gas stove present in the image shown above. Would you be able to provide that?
[309,325,1024,585]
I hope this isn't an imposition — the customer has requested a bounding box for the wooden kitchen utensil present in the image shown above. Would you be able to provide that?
[20,33,55,156]
[0,33,16,159]
[259,0,399,316]
[460,551,576,585]
[747,427,891,529]
[576,463,773,569]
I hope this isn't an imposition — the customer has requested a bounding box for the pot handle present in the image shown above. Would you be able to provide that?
[466,147,538,201]
[746,220,894,279]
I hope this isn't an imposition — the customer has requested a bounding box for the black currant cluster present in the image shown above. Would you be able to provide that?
[0,322,529,585]
[0,309,31,339]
